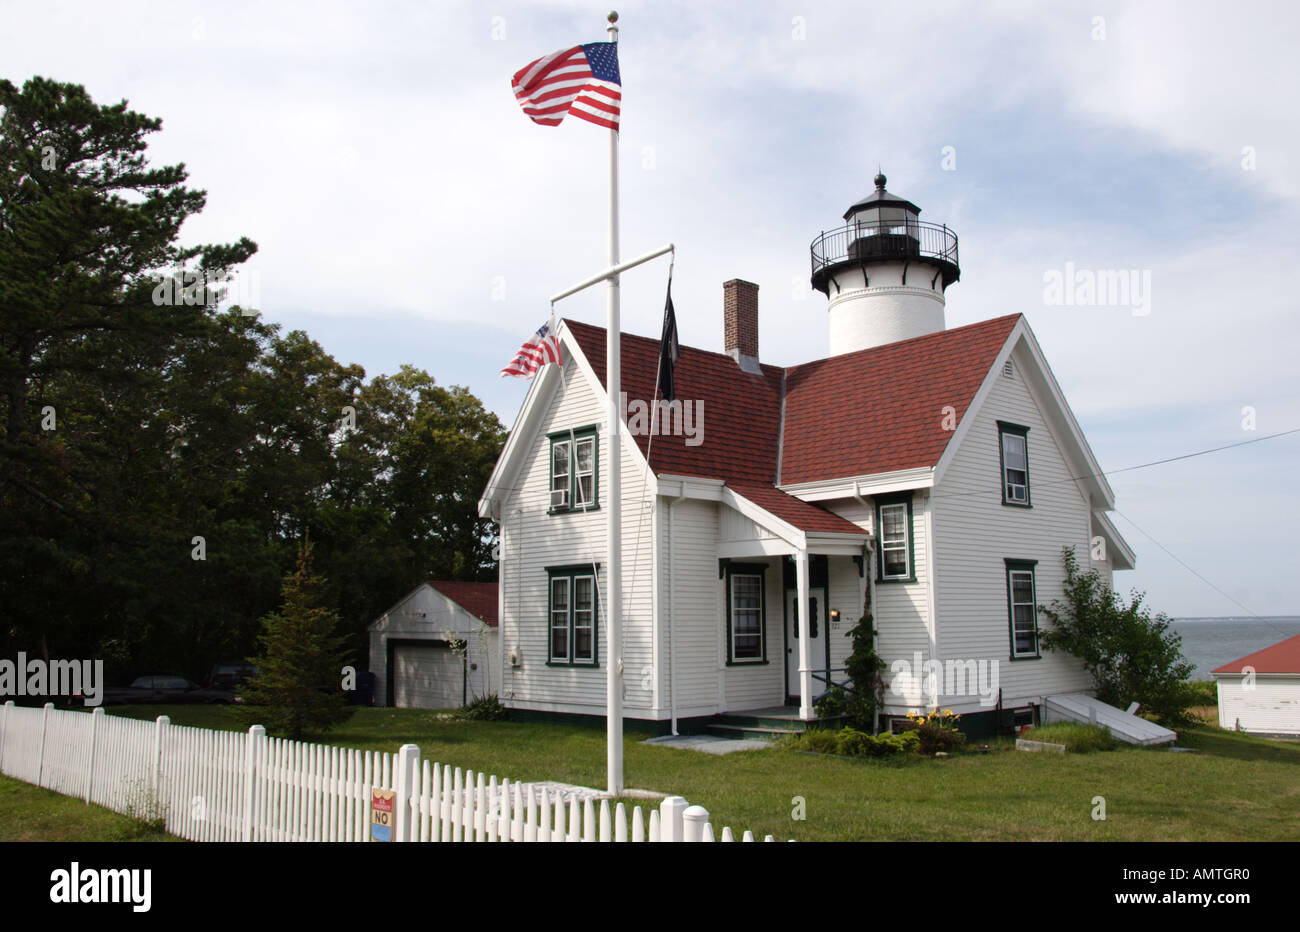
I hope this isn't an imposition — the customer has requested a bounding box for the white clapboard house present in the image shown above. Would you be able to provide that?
[1212,632,1300,735]
[369,581,499,709]
[479,174,1135,736]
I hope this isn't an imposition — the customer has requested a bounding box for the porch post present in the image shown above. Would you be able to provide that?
[795,549,813,720]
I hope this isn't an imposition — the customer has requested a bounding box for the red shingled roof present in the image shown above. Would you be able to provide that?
[428,581,498,627]
[781,315,1020,483]
[1212,632,1300,675]
[564,313,1021,536]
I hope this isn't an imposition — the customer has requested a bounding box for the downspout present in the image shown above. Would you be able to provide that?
[669,480,687,735]
[924,494,939,711]
[854,481,880,731]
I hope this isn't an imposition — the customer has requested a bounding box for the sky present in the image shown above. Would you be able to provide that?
[4,0,1298,619]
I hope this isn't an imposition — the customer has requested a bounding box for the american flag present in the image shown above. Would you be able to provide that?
[500,320,563,378]
[511,42,621,131]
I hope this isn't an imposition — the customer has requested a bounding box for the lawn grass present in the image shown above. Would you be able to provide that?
[94,703,1300,842]
[0,774,177,842]
[1018,722,1117,752]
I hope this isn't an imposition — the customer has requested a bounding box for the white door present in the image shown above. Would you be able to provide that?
[785,588,826,701]
[393,644,464,709]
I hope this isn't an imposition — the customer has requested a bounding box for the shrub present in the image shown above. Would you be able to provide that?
[901,709,967,755]
[1184,680,1217,707]
[798,728,843,755]
[456,694,509,721]
[842,614,886,731]
[813,686,847,719]
[792,726,920,759]
[1039,548,1195,723]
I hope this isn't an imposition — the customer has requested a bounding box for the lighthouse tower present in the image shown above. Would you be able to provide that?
[810,173,960,356]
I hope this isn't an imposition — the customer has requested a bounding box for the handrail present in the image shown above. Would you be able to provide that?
[810,220,959,286]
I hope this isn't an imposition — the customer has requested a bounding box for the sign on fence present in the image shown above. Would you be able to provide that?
[371,788,395,842]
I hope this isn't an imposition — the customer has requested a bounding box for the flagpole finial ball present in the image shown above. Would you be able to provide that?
[608,11,619,23]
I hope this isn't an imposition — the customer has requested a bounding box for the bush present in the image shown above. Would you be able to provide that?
[456,694,509,721]
[798,728,843,755]
[792,726,920,759]
[1039,548,1195,724]
[900,709,967,755]
[1185,680,1217,707]
[1019,722,1116,753]
[842,614,886,731]
[813,686,847,719]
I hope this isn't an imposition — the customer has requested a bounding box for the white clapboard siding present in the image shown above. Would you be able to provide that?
[498,356,658,717]
[1216,677,1300,735]
[658,497,725,716]
[0,703,777,843]
[826,492,934,688]
[722,559,785,711]
[931,347,1095,704]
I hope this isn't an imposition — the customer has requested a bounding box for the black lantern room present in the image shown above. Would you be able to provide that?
[810,172,960,295]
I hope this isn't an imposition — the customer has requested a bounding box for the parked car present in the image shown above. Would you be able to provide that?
[206,661,259,702]
[102,674,233,705]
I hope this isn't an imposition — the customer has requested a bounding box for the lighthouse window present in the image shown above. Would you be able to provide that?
[998,422,1031,506]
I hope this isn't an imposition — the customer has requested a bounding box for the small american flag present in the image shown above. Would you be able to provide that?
[500,319,563,378]
[511,42,621,131]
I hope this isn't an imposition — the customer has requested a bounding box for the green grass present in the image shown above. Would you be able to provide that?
[95,703,1300,842]
[1019,722,1117,752]
[0,774,177,842]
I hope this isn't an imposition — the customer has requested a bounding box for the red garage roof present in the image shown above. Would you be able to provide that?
[564,314,1020,535]
[1212,632,1300,675]
[428,581,498,627]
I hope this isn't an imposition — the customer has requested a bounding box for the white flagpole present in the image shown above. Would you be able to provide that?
[604,10,624,796]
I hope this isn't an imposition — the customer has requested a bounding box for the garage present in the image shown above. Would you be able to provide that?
[391,642,466,709]
[368,581,499,710]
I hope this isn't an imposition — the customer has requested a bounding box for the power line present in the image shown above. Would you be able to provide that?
[934,425,1300,502]
[1111,509,1299,640]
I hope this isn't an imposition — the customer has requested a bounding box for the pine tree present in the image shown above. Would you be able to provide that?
[239,540,353,738]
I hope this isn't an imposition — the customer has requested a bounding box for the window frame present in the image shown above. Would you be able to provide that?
[998,421,1032,507]
[723,562,768,666]
[548,426,599,514]
[875,492,916,583]
[546,564,600,667]
[1005,558,1040,660]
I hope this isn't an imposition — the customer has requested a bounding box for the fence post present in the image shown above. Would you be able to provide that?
[0,700,11,774]
[393,744,419,842]
[37,702,53,787]
[84,706,104,804]
[682,805,709,842]
[152,715,169,802]
[243,725,265,842]
[659,795,687,843]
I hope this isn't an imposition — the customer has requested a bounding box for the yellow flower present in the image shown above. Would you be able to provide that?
[942,709,953,716]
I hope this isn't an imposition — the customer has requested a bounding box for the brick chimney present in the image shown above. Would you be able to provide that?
[723,279,761,374]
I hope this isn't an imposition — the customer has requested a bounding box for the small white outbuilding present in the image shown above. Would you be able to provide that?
[1212,632,1300,736]
[368,581,499,709]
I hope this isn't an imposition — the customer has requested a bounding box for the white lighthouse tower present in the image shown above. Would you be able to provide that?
[810,172,960,355]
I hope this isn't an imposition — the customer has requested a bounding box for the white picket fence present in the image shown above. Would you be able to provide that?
[0,702,776,842]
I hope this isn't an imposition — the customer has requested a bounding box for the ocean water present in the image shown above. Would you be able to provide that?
[1171,617,1300,679]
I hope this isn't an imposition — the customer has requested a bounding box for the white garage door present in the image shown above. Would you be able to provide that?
[393,644,465,709]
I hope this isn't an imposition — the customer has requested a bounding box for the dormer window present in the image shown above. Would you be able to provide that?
[998,422,1031,506]
[549,426,598,513]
